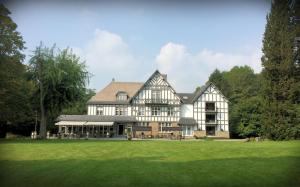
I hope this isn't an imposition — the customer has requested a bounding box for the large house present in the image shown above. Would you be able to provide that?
[56,70,229,138]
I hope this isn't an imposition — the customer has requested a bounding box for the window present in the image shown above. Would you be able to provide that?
[96,107,104,115]
[160,122,172,133]
[151,90,161,102]
[115,106,127,116]
[205,102,215,111]
[151,107,161,116]
[167,107,174,116]
[206,114,216,123]
[116,92,128,101]
[138,107,145,116]
[138,122,149,127]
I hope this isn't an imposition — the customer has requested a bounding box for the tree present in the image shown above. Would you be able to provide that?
[234,97,263,138]
[62,89,95,115]
[208,66,262,138]
[0,4,34,137]
[28,44,89,139]
[261,0,300,140]
[208,69,230,97]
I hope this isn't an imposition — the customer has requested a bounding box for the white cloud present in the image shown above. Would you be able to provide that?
[73,30,262,92]
[73,28,140,89]
[156,42,262,92]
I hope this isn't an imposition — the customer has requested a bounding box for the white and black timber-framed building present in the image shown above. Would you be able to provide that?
[56,70,229,138]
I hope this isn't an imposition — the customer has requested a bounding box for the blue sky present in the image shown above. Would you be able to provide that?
[5,0,270,92]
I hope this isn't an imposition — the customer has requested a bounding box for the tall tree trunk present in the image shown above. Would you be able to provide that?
[38,57,47,139]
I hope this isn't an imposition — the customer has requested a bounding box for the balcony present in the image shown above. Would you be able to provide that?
[205,114,217,124]
[205,120,217,125]
[205,107,217,113]
[205,103,216,113]
[145,99,168,105]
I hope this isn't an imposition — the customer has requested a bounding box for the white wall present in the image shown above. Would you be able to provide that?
[180,104,193,117]
[193,84,229,131]
[88,105,131,116]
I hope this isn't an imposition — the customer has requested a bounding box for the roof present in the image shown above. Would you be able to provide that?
[57,115,137,122]
[178,117,197,125]
[190,82,229,103]
[88,81,143,104]
[177,93,194,104]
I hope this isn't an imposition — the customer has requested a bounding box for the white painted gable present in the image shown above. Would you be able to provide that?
[131,71,181,105]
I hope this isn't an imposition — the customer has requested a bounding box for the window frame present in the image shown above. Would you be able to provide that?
[151,106,161,116]
[116,92,128,101]
[115,106,128,116]
[151,90,161,102]
[96,107,104,116]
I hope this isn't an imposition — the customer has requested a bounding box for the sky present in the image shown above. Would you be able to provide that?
[4,0,271,93]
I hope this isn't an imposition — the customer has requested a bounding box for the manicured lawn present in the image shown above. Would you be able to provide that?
[0,140,299,187]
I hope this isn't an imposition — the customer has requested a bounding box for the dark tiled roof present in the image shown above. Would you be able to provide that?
[57,115,137,122]
[178,117,197,125]
[177,93,194,104]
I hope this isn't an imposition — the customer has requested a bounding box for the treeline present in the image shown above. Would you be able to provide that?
[207,1,300,140]
[0,5,94,138]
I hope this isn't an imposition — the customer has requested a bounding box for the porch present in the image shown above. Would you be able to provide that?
[55,115,137,138]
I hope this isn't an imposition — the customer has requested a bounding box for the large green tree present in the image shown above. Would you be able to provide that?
[208,69,230,98]
[28,44,89,138]
[62,88,95,115]
[261,0,300,140]
[208,66,262,138]
[0,4,35,137]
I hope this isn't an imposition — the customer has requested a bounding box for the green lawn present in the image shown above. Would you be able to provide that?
[0,140,299,187]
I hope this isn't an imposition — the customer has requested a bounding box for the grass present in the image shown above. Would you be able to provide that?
[0,140,299,187]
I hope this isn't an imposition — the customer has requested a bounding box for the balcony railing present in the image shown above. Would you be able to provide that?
[205,108,216,112]
[205,120,217,124]
[145,99,168,105]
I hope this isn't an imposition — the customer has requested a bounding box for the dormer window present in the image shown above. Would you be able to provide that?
[116,92,128,101]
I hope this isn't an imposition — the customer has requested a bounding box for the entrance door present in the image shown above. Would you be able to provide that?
[118,124,124,135]
[182,126,193,136]
[206,126,215,136]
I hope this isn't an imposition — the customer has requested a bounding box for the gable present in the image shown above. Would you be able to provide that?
[191,83,228,103]
[131,70,182,105]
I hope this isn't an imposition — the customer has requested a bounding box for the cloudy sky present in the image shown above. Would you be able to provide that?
[5,0,270,92]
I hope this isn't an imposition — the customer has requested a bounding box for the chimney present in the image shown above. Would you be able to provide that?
[112,78,115,82]
[162,74,167,81]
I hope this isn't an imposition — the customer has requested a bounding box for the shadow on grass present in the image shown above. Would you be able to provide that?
[0,156,299,187]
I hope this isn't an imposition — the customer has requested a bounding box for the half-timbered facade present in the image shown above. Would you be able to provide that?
[56,70,229,139]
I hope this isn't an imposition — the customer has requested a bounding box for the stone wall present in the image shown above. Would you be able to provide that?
[172,122,179,127]
[194,130,206,138]
[134,131,152,138]
[215,131,230,138]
